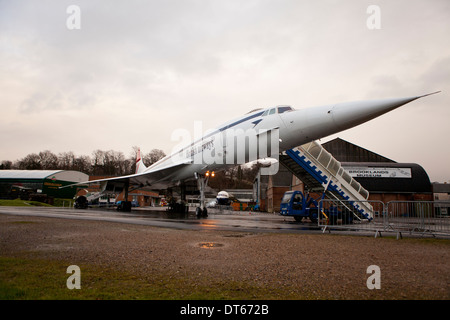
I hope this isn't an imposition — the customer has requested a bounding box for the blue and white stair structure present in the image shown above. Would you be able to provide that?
[279,141,373,221]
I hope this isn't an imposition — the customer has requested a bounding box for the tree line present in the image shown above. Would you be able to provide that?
[0,147,262,189]
[0,147,166,176]
[208,164,261,190]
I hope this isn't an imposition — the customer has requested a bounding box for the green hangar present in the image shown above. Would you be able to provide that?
[0,170,89,199]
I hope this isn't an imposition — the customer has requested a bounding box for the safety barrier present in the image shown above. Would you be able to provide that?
[318,199,450,238]
[318,199,385,235]
[385,201,450,237]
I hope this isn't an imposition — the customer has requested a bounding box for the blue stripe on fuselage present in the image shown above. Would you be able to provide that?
[187,110,265,144]
[218,111,265,132]
[147,110,265,170]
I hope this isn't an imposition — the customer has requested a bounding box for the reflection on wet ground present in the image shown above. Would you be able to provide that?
[0,206,324,234]
[129,207,323,233]
[197,242,225,248]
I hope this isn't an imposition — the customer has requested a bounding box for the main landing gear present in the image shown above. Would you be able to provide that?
[117,180,132,212]
[195,171,212,218]
[196,206,208,218]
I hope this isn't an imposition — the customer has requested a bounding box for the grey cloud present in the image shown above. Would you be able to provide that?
[421,56,450,87]
[1,0,449,181]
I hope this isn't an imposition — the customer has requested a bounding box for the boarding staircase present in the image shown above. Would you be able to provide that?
[85,191,104,202]
[279,141,373,220]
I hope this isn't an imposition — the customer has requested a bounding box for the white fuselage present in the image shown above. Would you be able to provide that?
[143,94,424,187]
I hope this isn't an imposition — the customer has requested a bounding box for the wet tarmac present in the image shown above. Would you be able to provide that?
[0,206,325,234]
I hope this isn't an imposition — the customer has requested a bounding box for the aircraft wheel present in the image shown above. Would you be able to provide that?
[196,207,202,218]
[202,208,208,218]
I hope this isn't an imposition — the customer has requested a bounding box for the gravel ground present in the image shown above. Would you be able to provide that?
[1,214,449,300]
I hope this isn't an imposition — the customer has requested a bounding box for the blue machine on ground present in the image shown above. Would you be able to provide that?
[278,142,375,223]
[280,190,354,225]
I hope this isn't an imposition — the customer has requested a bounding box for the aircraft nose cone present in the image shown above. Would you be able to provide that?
[329,93,436,131]
[280,91,439,150]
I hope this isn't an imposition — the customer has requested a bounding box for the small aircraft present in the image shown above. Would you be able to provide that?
[64,91,439,217]
[216,191,231,205]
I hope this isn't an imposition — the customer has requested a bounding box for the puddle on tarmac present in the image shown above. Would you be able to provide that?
[198,242,224,249]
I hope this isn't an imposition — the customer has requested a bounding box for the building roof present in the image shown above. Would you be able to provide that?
[0,170,63,180]
[0,170,89,183]
[322,138,395,163]
[432,183,450,194]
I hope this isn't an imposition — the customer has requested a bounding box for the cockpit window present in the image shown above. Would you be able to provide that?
[246,108,263,114]
[261,106,294,116]
[278,106,293,114]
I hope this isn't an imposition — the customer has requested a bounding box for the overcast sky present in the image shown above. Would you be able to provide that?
[1,0,449,182]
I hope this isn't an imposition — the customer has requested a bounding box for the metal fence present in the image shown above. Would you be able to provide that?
[318,199,450,238]
[385,201,450,237]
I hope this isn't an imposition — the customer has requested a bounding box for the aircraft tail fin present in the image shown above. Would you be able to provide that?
[135,148,147,174]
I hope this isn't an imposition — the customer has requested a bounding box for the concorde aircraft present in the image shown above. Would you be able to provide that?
[64,92,439,216]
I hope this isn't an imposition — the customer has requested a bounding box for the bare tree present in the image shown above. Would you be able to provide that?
[0,160,13,169]
[38,150,58,169]
[72,155,92,173]
[91,149,105,175]
[143,149,166,166]
[58,151,76,170]
[17,153,42,170]
[2,147,166,176]
[91,149,131,175]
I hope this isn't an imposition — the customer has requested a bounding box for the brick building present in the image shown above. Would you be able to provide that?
[253,138,433,212]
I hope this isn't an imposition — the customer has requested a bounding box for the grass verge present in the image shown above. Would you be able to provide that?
[0,199,53,207]
[0,256,288,300]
